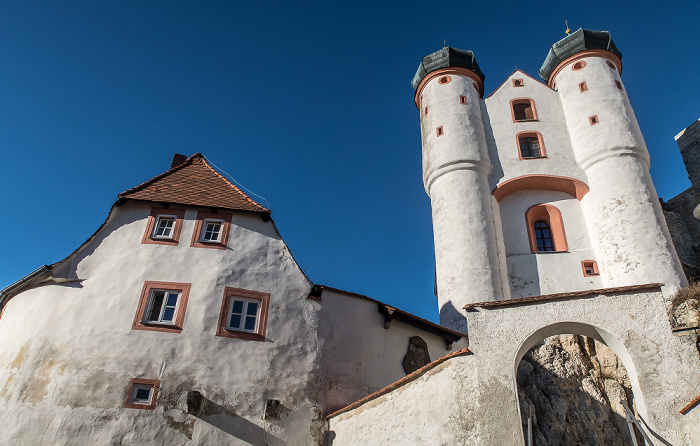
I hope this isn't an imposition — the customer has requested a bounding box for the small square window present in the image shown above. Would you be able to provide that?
[142,208,186,246]
[217,287,270,341]
[589,115,599,125]
[578,81,588,93]
[582,260,599,277]
[124,378,160,410]
[459,95,467,105]
[191,211,233,250]
[132,281,191,333]
[512,79,524,87]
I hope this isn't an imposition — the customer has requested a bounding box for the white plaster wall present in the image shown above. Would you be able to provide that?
[318,289,467,414]
[499,190,602,297]
[328,355,483,445]
[420,71,504,329]
[484,71,586,188]
[0,201,324,445]
[555,55,686,295]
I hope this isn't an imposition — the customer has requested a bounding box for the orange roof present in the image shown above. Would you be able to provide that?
[118,153,269,214]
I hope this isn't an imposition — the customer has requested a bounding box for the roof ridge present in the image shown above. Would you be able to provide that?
[118,153,203,198]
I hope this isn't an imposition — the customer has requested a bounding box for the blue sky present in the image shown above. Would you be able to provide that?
[0,1,698,322]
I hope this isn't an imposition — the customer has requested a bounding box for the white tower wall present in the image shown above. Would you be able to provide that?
[553,53,686,294]
[418,68,504,330]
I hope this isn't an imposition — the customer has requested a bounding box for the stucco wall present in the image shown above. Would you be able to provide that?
[318,288,467,414]
[0,201,324,445]
[499,190,601,297]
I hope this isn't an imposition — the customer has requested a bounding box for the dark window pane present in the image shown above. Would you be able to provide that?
[244,316,256,331]
[162,307,175,322]
[513,102,534,121]
[231,300,243,314]
[247,302,258,316]
[229,314,241,328]
[135,388,151,400]
[148,291,165,321]
[166,293,179,307]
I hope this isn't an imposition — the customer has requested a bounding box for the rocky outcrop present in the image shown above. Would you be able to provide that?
[517,335,642,445]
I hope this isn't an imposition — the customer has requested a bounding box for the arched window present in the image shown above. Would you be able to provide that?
[511,98,538,122]
[517,132,546,159]
[525,204,568,253]
[533,221,554,252]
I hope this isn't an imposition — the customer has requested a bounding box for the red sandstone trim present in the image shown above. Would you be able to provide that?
[680,393,700,415]
[516,131,547,160]
[572,60,587,70]
[190,211,233,250]
[123,378,160,410]
[512,79,524,87]
[414,67,484,108]
[459,95,467,105]
[547,49,622,88]
[132,281,191,333]
[525,203,568,253]
[491,174,589,202]
[463,283,663,310]
[216,287,270,341]
[326,347,471,419]
[438,75,452,85]
[510,98,539,123]
[581,260,599,277]
[579,81,588,93]
[141,207,186,246]
[589,115,599,125]
[436,126,444,137]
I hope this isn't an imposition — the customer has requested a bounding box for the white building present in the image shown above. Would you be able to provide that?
[1,28,699,445]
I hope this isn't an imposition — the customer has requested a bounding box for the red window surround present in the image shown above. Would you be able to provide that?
[190,211,233,250]
[436,126,444,137]
[525,204,568,253]
[511,98,538,122]
[141,207,186,246]
[512,79,524,87]
[123,378,160,410]
[579,81,588,93]
[459,95,467,105]
[216,287,270,342]
[516,131,546,159]
[132,281,191,333]
[582,260,599,277]
[589,115,599,125]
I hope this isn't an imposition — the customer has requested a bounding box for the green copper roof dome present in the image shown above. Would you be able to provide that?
[540,28,622,82]
[411,47,485,91]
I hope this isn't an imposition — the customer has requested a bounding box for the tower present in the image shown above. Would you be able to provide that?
[541,29,687,296]
[412,48,504,331]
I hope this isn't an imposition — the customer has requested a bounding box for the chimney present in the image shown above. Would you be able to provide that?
[170,153,188,170]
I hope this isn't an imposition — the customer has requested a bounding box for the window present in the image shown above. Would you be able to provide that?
[572,61,586,70]
[191,211,233,250]
[582,260,599,276]
[216,287,270,341]
[525,204,568,253]
[124,378,160,410]
[436,126,444,137]
[533,221,554,252]
[578,81,588,92]
[606,60,616,70]
[132,281,191,333]
[459,95,467,105]
[589,115,599,125]
[512,79,524,87]
[424,105,428,116]
[615,80,623,90]
[141,207,186,245]
[438,76,451,84]
[511,98,538,122]
[517,132,546,159]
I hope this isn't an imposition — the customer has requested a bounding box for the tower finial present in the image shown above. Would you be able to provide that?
[443,39,446,48]
[565,20,571,35]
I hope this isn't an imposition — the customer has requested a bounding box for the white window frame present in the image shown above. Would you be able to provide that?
[200,218,225,243]
[129,384,155,406]
[151,214,177,239]
[143,289,181,325]
[226,297,261,333]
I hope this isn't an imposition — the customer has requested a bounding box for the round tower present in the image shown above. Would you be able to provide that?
[540,29,686,295]
[412,47,504,331]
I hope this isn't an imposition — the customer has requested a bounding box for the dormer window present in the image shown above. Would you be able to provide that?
[201,219,224,242]
[191,211,232,250]
[142,207,186,246]
[511,98,538,122]
[153,215,176,239]
[517,132,546,159]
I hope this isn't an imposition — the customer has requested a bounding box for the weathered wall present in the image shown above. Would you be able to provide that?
[0,201,324,445]
[318,288,467,414]
[327,355,482,445]
[677,119,700,186]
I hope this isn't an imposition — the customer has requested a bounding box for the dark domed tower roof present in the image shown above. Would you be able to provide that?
[411,47,485,91]
[539,28,622,82]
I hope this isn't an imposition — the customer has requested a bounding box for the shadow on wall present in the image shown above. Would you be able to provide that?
[439,301,468,333]
[185,391,280,446]
[516,334,647,446]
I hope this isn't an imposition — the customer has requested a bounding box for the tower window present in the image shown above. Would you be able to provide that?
[436,126,444,137]
[438,76,452,85]
[512,79,524,87]
[581,260,599,276]
[606,60,616,70]
[533,221,554,252]
[572,61,586,70]
[615,80,623,90]
[511,99,538,122]
[589,115,599,125]
[517,132,546,159]
[579,81,588,92]
[525,204,568,253]
[424,105,428,116]
[459,95,467,105]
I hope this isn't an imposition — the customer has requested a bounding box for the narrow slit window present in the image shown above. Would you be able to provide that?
[424,105,428,116]
[459,95,467,105]
[615,80,623,90]
[436,126,444,137]
[579,81,588,92]
[534,221,555,252]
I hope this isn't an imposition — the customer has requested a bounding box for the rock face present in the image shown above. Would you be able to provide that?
[517,335,642,445]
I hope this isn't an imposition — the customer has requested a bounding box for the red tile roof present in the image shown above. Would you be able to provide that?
[326,347,471,419]
[463,283,663,310]
[118,153,269,214]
